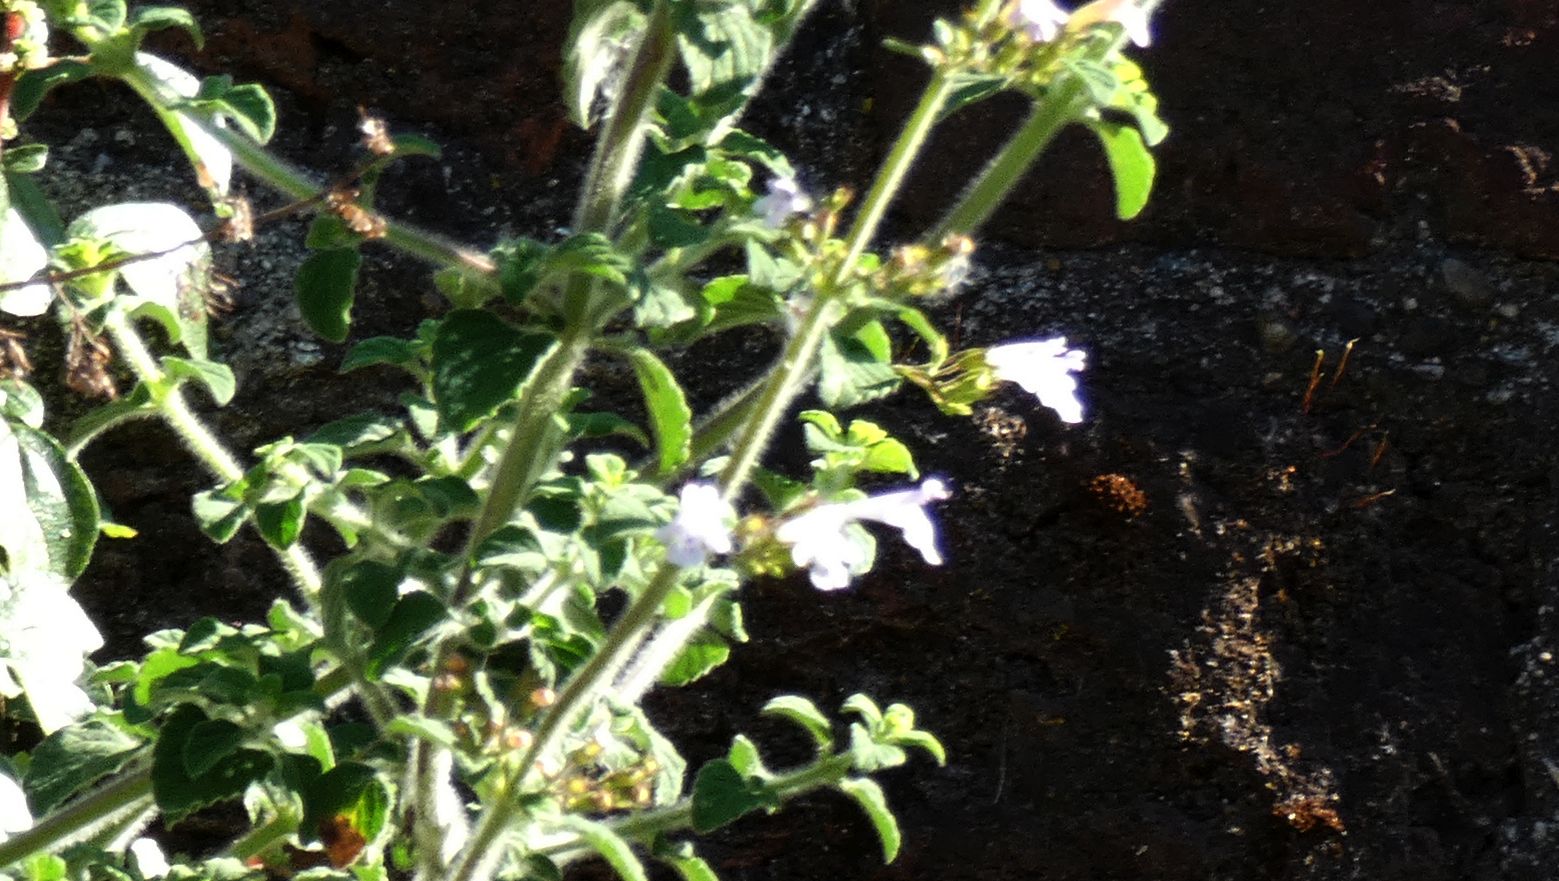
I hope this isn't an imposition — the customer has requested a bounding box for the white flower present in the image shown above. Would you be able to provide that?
[0,574,104,733]
[655,483,735,567]
[753,176,812,228]
[1008,0,1070,42]
[1068,0,1152,47]
[775,479,952,591]
[0,208,51,317]
[0,772,31,843]
[986,337,1088,424]
[130,837,171,878]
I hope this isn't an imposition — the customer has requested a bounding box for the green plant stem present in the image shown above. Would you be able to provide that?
[461,328,591,552]
[117,64,500,292]
[835,70,959,277]
[532,753,857,862]
[403,7,677,851]
[444,564,684,881]
[572,0,676,235]
[227,807,301,862]
[716,51,961,497]
[931,0,1167,238]
[0,764,153,870]
[929,80,1087,237]
[715,295,837,497]
[101,312,245,483]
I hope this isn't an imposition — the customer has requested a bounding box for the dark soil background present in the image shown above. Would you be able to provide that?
[27,1,1559,879]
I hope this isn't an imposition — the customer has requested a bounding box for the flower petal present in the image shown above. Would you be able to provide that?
[656,482,734,567]
[987,337,1088,423]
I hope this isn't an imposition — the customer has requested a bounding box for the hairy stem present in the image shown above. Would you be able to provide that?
[444,563,684,881]
[0,764,153,871]
[102,311,397,727]
[572,0,677,235]
[117,64,500,292]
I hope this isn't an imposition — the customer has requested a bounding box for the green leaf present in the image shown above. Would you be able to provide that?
[836,777,901,862]
[296,248,362,342]
[627,348,692,475]
[761,696,833,750]
[332,560,400,630]
[430,310,555,433]
[1086,120,1155,220]
[564,0,647,127]
[300,762,377,842]
[655,842,720,881]
[659,630,729,686]
[191,485,246,543]
[86,0,128,31]
[161,356,236,405]
[10,61,94,122]
[3,144,48,175]
[254,496,305,549]
[366,592,446,677]
[889,730,947,766]
[690,759,769,833]
[566,411,650,446]
[847,723,906,773]
[183,718,245,777]
[152,704,273,822]
[128,6,204,47]
[341,337,422,374]
[557,816,648,881]
[24,719,143,813]
[938,72,1009,121]
[0,379,44,430]
[306,413,401,450]
[389,133,442,159]
[818,321,900,409]
[134,54,233,198]
[0,420,101,579]
[194,77,277,143]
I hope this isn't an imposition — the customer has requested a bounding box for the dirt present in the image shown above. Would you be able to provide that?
[18,2,1559,879]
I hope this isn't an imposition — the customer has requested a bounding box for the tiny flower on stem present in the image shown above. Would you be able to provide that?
[1067,0,1152,47]
[656,483,735,567]
[986,337,1088,423]
[753,175,813,228]
[1007,0,1070,42]
[776,478,952,591]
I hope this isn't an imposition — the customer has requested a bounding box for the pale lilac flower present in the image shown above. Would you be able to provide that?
[753,176,812,228]
[986,337,1088,423]
[0,772,30,843]
[775,479,952,591]
[130,838,171,878]
[1008,0,1070,42]
[1068,0,1152,47]
[656,483,735,567]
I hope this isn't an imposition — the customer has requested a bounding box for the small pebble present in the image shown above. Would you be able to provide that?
[1441,257,1494,307]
